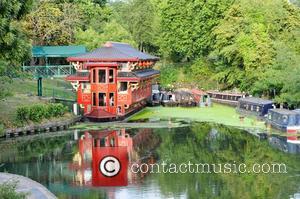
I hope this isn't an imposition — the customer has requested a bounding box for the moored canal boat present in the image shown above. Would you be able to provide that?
[267,109,300,132]
[237,97,274,118]
[207,91,246,107]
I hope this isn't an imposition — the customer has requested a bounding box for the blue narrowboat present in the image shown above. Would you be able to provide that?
[267,109,300,132]
[237,97,274,117]
[268,135,300,154]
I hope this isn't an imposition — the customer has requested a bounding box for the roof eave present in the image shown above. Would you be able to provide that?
[67,57,139,62]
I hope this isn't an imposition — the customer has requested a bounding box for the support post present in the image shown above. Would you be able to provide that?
[37,77,43,97]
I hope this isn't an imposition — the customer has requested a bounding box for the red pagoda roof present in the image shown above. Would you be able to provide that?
[117,69,160,81]
[67,42,159,62]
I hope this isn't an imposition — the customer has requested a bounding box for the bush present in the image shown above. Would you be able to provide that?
[0,181,27,199]
[16,103,68,124]
[159,65,180,87]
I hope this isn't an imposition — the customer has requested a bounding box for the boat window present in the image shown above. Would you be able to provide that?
[92,92,96,106]
[117,106,122,114]
[109,93,114,106]
[98,69,106,83]
[100,138,105,147]
[109,69,114,83]
[282,115,288,124]
[110,138,115,147]
[98,93,106,106]
[256,106,260,112]
[289,115,296,125]
[92,69,96,83]
[119,82,128,92]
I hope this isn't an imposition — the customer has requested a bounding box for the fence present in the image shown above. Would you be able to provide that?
[23,65,75,77]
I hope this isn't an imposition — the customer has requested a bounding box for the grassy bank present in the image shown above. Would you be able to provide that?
[0,78,75,130]
[128,104,266,129]
[3,78,75,99]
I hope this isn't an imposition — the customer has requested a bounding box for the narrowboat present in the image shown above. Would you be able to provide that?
[268,135,300,154]
[237,97,274,118]
[267,109,300,132]
[207,91,246,107]
[160,89,210,107]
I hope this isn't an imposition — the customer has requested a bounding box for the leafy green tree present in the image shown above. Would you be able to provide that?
[158,0,234,61]
[0,0,33,66]
[112,0,159,53]
[23,0,110,45]
[74,20,136,50]
[210,0,300,97]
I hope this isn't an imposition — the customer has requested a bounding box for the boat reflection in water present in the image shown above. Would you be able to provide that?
[268,132,300,154]
[69,128,158,187]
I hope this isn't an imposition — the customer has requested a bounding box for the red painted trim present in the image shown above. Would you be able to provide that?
[65,76,89,81]
[117,77,140,81]
[67,57,140,62]
[84,63,120,67]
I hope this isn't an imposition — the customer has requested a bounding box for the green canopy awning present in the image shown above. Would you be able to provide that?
[32,46,87,58]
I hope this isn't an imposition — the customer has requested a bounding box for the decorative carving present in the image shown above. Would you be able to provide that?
[72,61,81,71]
[71,81,80,91]
[131,82,139,91]
[126,62,138,71]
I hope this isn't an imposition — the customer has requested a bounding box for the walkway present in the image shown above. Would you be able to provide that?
[0,172,57,199]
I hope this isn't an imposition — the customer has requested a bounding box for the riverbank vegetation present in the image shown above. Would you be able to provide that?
[0,0,299,124]
[16,103,67,124]
[0,78,74,132]
[0,181,27,199]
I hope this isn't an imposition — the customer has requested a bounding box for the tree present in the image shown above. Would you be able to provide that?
[112,0,159,53]
[23,0,110,45]
[0,0,33,66]
[210,0,300,96]
[158,0,234,61]
[74,20,136,50]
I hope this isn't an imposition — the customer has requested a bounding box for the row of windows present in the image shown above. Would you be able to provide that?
[92,92,115,107]
[92,68,115,84]
[211,94,241,101]
[239,103,262,112]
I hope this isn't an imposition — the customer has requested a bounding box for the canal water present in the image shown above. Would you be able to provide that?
[0,122,299,199]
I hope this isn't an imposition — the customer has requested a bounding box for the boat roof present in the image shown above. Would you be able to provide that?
[269,109,299,115]
[118,69,160,80]
[207,90,244,96]
[239,97,273,105]
[32,45,86,58]
[67,42,159,62]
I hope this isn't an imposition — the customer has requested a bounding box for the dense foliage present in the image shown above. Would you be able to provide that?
[16,103,68,123]
[0,0,300,107]
[0,181,27,199]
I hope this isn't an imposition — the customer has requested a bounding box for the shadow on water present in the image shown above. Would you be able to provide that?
[0,122,299,199]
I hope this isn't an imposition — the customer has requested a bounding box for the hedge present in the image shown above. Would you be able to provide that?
[16,103,68,123]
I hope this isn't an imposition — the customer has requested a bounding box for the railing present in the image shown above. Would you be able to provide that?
[22,65,75,77]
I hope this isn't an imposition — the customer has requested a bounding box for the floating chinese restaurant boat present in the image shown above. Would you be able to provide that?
[65,42,160,121]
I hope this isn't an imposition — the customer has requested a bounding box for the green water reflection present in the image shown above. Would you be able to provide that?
[0,122,299,199]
